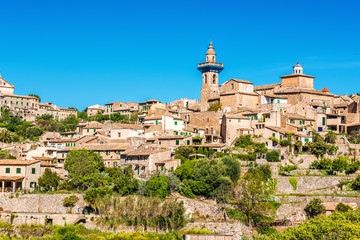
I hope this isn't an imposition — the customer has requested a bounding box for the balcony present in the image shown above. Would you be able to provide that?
[198,62,224,67]
[327,118,339,126]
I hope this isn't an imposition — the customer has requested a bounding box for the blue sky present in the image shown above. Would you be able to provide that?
[1,0,360,111]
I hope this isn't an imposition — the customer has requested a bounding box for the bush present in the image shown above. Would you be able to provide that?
[266,151,280,162]
[63,195,79,208]
[144,175,170,199]
[226,208,247,223]
[304,198,325,218]
[351,175,360,190]
[235,135,254,148]
[336,202,353,212]
[257,226,278,236]
[279,140,291,147]
[232,153,256,161]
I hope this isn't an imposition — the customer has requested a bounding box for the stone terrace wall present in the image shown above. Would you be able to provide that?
[276,176,354,194]
[0,193,86,213]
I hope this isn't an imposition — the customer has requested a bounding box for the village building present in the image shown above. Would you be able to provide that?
[0,159,41,192]
[84,104,105,116]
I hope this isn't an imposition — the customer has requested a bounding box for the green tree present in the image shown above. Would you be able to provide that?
[304,198,325,218]
[38,168,60,191]
[266,150,280,162]
[235,135,254,148]
[64,150,105,190]
[36,114,54,121]
[26,126,44,140]
[130,111,140,123]
[248,164,272,181]
[144,175,170,199]
[325,131,337,144]
[28,93,40,102]
[175,146,195,159]
[207,101,222,112]
[61,115,79,131]
[221,156,241,182]
[77,111,89,121]
[0,130,12,143]
[63,194,79,208]
[233,172,276,227]
[106,166,139,195]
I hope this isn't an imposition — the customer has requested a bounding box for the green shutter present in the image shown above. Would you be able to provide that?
[32,168,35,174]
[175,121,177,125]
[176,140,179,145]
[322,117,326,125]
[16,168,21,174]
[277,99,280,103]
[6,168,10,174]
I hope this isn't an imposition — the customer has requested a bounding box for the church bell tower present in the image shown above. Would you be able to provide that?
[198,42,224,111]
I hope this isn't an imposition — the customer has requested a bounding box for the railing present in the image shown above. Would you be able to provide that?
[198,62,224,67]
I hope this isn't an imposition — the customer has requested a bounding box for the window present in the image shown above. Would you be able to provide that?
[155,120,158,125]
[212,74,216,84]
[106,151,109,155]
[271,99,274,104]
[118,133,121,138]
[205,75,207,84]
[272,133,275,137]
[305,138,309,142]
[176,140,179,145]
[231,83,234,89]
[30,182,37,188]
[113,162,118,167]
[159,141,161,145]
[187,140,190,145]
[174,121,177,126]
[5,168,10,174]
[32,168,36,174]
[322,117,326,126]
[175,131,178,135]
[87,129,89,132]
[277,99,280,103]
[94,129,96,132]
[16,168,21,174]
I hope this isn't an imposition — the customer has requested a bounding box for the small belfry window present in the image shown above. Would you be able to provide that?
[213,74,216,84]
[205,75,207,84]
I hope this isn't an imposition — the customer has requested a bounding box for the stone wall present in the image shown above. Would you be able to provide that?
[276,176,354,194]
[0,193,86,214]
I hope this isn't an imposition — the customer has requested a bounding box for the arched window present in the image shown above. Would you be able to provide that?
[231,83,234,89]
[212,56,214,62]
[213,74,216,84]
[206,57,209,62]
[205,74,207,84]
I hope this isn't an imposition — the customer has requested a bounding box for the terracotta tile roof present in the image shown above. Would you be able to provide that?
[285,113,315,121]
[0,176,24,181]
[280,73,315,79]
[274,88,332,96]
[254,83,281,91]
[123,148,168,156]
[111,123,143,130]
[0,160,40,165]
[226,114,249,119]
[263,93,287,99]
[80,143,131,151]
[227,79,253,84]
[265,126,289,134]
[192,144,225,148]
[83,123,103,129]
[32,157,56,161]
[144,116,162,121]
[321,87,330,93]
[40,161,56,167]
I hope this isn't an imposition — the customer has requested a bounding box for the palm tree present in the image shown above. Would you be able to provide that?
[0,130,12,143]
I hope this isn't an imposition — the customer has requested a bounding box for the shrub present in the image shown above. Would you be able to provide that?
[280,140,291,147]
[304,198,325,218]
[144,175,170,199]
[351,175,360,190]
[232,153,256,161]
[266,151,280,162]
[225,208,247,223]
[336,202,353,212]
[63,195,79,208]
[257,226,278,236]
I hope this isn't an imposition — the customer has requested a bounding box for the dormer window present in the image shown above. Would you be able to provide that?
[231,83,234,89]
